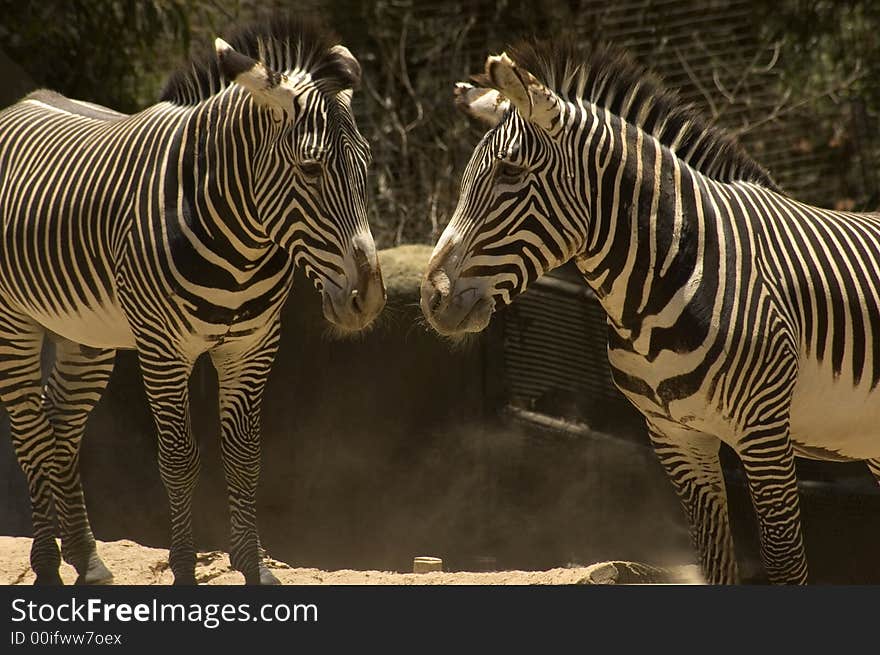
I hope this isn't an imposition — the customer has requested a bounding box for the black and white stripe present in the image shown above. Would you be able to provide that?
[423,40,880,584]
[0,18,384,585]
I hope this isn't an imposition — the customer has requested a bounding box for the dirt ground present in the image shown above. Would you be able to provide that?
[0,536,703,585]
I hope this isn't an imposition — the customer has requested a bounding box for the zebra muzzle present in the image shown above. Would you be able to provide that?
[320,233,385,332]
[420,268,494,336]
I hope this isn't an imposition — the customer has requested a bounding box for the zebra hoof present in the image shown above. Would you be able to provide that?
[172,574,198,585]
[34,571,64,586]
[75,556,114,585]
[256,566,281,585]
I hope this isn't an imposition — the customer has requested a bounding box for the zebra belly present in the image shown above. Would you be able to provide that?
[788,356,880,460]
[26,302,136,350]
[608,343,880,461]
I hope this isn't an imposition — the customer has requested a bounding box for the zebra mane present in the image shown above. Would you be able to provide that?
[490,39,779,191]
[160,16,359,106]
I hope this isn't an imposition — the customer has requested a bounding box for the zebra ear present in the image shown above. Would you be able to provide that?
[215,38,288,109]
[327,45,362,91]
[453,82,508,128]
[485,52,562,132]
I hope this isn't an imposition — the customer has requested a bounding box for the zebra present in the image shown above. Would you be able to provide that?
[421,40,880,584]
[0,18,385,585]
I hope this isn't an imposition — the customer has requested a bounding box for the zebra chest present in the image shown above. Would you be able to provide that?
[116,244,293,345]
[126,278,289,343]
[605,336,728,436]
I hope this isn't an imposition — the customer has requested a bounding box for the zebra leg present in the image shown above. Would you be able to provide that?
[42,339,115,584]
[649,427,739,584]
[137,349,199,585]
[0,312,61,584]
[866,459,880,484]
[737,427,807,584]
[209,322,281,585]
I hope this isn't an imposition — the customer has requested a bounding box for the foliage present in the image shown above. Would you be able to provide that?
[0,1,200,112]
[753,0,880,208]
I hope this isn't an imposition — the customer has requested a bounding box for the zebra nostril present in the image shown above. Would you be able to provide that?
[428,288,444,313]
[424,266,451,315]
[350,288,364,315]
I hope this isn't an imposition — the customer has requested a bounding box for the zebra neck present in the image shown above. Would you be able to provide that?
[577,115,725,348]
[174,91,278,270]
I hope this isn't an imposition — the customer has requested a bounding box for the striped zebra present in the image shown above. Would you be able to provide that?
[422,41,880,584]
[0,19,384,585]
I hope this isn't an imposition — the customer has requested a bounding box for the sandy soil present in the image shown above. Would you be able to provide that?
[0,536,703,585]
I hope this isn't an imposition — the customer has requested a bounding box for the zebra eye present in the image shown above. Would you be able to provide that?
[300,160,324,180]
[496,160,525,183]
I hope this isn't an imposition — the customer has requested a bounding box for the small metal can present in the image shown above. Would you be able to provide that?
[413,556,443,573]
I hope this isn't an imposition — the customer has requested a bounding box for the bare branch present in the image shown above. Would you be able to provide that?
[674,46,719,120]
[714,41,783,123]
[732,64,865,137]
[398,12,424,133]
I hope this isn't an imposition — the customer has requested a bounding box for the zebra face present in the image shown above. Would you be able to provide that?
[422,56,586,337]
[274,87,385,333]
[216,39,384,332]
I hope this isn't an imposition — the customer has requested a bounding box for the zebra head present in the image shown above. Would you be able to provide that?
[214,35,385,332]
[421,52,587,336]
